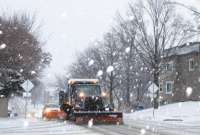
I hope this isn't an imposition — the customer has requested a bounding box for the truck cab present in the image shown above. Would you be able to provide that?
[59,79,122,124]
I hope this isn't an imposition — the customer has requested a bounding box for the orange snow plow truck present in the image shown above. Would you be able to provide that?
[59,79,123,124]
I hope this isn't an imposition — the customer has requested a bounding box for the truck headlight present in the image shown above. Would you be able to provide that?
[79,92,85,98]
[105,107,109,111]
[44,108,51,113]
[101,91,107,97]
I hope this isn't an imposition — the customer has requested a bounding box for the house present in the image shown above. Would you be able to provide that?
[159,42,200,104]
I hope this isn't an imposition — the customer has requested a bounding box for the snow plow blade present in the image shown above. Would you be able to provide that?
[74,111,123,125]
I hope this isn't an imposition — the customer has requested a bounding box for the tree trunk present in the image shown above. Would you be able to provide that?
[126,70,130,106]
[154,34,159,109]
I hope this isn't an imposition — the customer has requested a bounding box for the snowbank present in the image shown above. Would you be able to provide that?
[125,101,200,123]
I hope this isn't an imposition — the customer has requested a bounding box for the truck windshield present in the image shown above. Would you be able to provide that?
[74,84,101,96]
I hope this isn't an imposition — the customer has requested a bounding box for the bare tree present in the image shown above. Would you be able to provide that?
[127,0,198,107]
[113,14,139,107]
[67,0,200,111]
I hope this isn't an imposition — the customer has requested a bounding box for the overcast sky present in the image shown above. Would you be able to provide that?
[0,0,130,73]
[0,0,199,85]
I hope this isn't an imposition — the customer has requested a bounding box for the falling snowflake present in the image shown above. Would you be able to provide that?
[130,93,133,97]
[97,70,103,77]
[23,120,29,128]
[125,47,130,53]
[61,12,67,18]
[0,30,3,35]
[131,109,134,113]
[31,71,36,75]
[186,87,193,97]
[106,66,114,73]
[145,125,150,130]
[88,59,94,66]
[186,42,190,46]
[94,42,98,46]
[159,96,163,100]
[140,129,146,135]
[88,119,93,128]
[129,16,134,21]
[0,43,6,50]
[198,77,200,83]
[178,102,182,108]
[20,69,24,73]
[152,127,155,132]
[18,54,23,60]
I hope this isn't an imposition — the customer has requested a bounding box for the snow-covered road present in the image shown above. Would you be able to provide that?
[0,118,102,135]
[1,117,200,135]
[0,118,159,135]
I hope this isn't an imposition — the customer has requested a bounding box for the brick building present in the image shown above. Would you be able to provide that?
[159,42,200,103]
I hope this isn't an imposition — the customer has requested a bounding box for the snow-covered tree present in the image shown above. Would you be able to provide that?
[0,13,51,97]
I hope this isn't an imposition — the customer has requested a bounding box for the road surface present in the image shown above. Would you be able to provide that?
[0,118,199,135]
[0,118,102,135]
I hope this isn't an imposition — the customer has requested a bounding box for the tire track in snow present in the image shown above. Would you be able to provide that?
[90,125,159,135]
[0,119,103,135]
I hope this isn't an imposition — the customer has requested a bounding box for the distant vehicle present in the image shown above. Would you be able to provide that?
[135,105,144,111]
[8,110,18,117]
[42,104,66,120]
[59,79,123,124]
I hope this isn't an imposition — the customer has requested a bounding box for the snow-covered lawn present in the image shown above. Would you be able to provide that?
[123,101,200,135]
[125,101,200,124]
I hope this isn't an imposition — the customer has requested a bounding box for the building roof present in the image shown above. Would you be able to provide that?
[164,42,200,57]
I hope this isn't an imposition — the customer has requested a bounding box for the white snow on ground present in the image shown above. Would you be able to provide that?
[8,96,45,120]
[0,118,103,135]
[123,101,200,135]
[9,96,26,116]
[125,101,200,123]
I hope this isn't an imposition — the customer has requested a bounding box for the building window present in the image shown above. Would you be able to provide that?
[165,61,174,71]
[165,81,173,94]
[189,58,195,71]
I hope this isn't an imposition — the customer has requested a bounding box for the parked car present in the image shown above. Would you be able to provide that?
[135,105,144,111]
[42,104,66,120]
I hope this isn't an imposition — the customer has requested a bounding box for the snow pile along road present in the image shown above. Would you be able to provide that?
[125,101,200,123]
[123,101,200,135]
